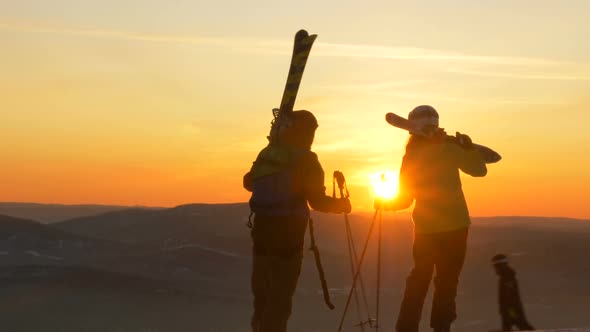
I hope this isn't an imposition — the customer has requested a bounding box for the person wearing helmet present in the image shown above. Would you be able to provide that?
[376,105,487,332]
[243,110,351,332]
[492,254,535,331]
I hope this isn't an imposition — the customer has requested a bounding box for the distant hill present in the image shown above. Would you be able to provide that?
[474,215,590,232]
[1,204,590,331]
[0,214,141,267]
[0,214,74,241]
[0,202,163,223]
[55,203,252,252]
[0,211,251,295]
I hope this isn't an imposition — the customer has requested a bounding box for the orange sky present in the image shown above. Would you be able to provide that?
[1,1,590,218]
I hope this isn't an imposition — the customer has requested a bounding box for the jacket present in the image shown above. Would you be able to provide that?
[243,143,345,256]
[390,136,487,234]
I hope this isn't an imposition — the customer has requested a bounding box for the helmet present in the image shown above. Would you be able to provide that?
[275,110,317,149]
[291,110,318,130]
[408,105,439,128]
[269,109,317,144]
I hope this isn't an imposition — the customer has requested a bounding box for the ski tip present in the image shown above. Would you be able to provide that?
[472,144,502,163]
[485,150,502,163]
[493,152,502,163]
[385,111,398,119]
[295,29,317,40]
[296,29,309,37]
[385,112,405,126]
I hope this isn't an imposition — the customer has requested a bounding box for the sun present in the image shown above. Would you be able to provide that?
[370,171,399,199]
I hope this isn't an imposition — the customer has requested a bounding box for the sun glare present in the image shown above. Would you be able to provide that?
[370,171,399,199]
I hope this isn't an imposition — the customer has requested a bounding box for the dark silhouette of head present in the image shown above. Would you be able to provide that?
[491,254,510,275]
[278,110,318,150]
[405,105,446,152]
[408,105,439,137]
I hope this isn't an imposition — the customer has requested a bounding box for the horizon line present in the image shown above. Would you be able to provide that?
[0,201,588,221]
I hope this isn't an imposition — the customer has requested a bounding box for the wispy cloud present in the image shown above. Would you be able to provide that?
[1,20,578,68]
[303,85,572,107]
[303,88,572,107]
[445,67,590,81]
[319,80,428,92]
[378,90,572,106]
[0,21,287,50]
[314,42,568,66]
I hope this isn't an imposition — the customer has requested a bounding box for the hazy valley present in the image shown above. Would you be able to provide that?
[0,203,589,331]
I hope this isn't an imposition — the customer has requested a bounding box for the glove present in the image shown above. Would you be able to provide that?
[455,132,473,149]
[337,197,352,214]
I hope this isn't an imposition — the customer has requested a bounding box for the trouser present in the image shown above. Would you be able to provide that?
[396,228,469,332]
[251,251,303,332]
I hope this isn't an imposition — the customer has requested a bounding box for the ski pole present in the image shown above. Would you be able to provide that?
[308,217,335,310]
[334,171,374,330]
[338,208,380,331]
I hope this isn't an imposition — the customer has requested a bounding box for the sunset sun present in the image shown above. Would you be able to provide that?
[370,171,399,200]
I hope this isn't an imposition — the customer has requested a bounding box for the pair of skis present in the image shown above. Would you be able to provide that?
[268,29,317,143]
[385,112,502,163]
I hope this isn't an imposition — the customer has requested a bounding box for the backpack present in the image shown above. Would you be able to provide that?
[248,145,309,218]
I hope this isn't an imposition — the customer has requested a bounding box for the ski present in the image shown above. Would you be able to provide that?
[385,112,502,164]
[268,29,318,142]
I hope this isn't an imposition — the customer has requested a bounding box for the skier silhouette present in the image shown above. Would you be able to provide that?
[243,110,351,332]
[375,105,488,332]
[492,254,535,331]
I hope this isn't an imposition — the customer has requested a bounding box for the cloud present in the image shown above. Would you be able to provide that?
[444,67,590,81]
[0,21,286,50]
[319,80,428,92]
[380,91,572,106]
[1,20,579,68]
[314,42,568,66]
[304,87,572,107]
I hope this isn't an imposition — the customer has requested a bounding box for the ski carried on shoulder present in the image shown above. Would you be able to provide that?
[268,29,318,142]
[385,112,502,164]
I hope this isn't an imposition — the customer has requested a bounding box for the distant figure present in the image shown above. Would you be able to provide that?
[375,105,488,332]
[243,110,351,332]
[492,254,535,331]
